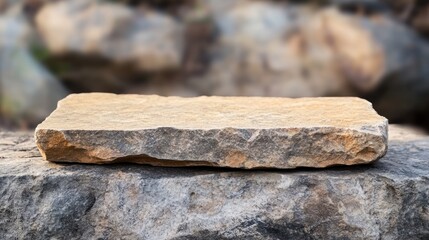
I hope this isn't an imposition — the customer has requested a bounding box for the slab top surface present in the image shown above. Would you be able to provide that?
[37,93,386,131]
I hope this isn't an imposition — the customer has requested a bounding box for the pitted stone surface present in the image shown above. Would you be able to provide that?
[1,125,428,239]
[35,93,388,168]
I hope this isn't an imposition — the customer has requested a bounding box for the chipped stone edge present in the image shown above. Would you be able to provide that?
[35,119,388,169]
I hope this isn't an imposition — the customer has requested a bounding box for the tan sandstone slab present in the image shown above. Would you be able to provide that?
[35,93,388,169]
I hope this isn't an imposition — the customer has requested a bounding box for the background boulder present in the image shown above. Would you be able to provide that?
[0,0,428,131]
[0,6,67,128]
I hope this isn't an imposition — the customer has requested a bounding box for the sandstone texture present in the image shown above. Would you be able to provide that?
[35,93,388,169]
[1,125,429,239]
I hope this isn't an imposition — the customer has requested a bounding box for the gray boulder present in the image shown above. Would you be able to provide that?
[0,124,428,239]
[0,7,67,126]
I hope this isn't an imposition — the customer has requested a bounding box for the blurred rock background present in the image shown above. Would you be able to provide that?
[0,0,428,131]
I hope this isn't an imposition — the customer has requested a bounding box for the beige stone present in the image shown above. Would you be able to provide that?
[35,93,388,168]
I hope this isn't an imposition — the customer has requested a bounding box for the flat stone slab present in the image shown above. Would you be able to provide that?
[1,125,428,239]
[35,93,388,168]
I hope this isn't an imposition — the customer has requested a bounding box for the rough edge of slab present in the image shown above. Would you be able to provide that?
[35,126,388,169]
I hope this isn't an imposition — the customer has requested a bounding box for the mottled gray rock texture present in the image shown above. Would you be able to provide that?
[1,125,429,239]
[0,7,68,125]
[35,93,388,168]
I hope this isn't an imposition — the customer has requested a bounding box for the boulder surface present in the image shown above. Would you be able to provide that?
[1,125,429,239]
[35,0,184,71]
[35,93,388,168]
[0,7,68,126]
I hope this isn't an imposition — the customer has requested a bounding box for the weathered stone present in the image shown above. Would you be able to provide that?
[35,0,184,71]
[35,93,388,168]
[190,5,429,128]
[1,125,429,239]
[0,6,68,126]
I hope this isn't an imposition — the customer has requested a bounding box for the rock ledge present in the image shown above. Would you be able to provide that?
[1,125,428,239]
